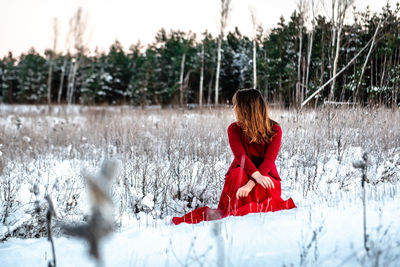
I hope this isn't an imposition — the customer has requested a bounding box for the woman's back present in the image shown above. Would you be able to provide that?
[226,122,282,181]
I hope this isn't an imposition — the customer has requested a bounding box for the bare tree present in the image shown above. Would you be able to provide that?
[305,0,318,96]
[354,19,383,104]
[328,0,355,100]
[301,28,383,108]
[57,59,67,104]
[296,0,308,107]
[263,28,270,101]
[215,0,231,105]
[199,42,205,108]
[57,28,69,104]
[179,53,186,107]
[179,31,194,108]
[66,7,88,105]
[62,159,121,264]
[250,7,259,90]
[329,0,337,89]
[207,65,214,105]
[47,18,58,105]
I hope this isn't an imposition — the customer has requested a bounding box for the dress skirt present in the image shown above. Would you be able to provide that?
[171,167,296,225]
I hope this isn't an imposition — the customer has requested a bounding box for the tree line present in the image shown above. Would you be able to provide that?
[0,2,399,108]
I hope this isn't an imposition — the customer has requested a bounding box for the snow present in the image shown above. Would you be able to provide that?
[142,193,155,209]
[1,199,399,266]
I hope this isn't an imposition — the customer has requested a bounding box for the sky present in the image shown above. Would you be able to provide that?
[0,0,397,57]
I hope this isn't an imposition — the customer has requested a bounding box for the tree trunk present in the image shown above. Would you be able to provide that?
[179,52,186,108]
[66,60,73,104]
[380,52,387,89]
[47,61,53,105]
[320,28,325,87]
[394,45,399,107]
[370,58,373,102]
[214,0,231,105]
[264,43,268,101]
[301,55,306,103]
[330,26,342,100]
[48,18,58,105]
[305,31,313,95]
[354,19,382,104]
[375,53,378,97]
[215,37,222,105]
[208,66,214,105]
[183,70,192,105]
[330,0,337,84]
[58,59,67,104]
[67,60,79,105]
[297,23,303,106]
[301,35,375,108]
[253,38,257,89]
[199,44,204,108]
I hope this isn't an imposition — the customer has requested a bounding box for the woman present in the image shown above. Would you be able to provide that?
[172,89,296,225]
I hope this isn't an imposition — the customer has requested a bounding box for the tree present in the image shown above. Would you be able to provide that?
[105,40,132,104]
[178,31,195,108]
[296,0,308,106]
[220,28,253,103]
[199,31,217,106]
[305,0,318,97]
[328,0,355,100]
[250,7,260,89]
[199,38,205,108]
[1,2,399,107]
[127,41,148,106]
[47,18,58,105]
[66,7,89,105]
[0,52,18,103]
[215,0,231,105]
[16,48,47,102]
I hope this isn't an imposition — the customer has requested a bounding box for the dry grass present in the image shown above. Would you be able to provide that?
[0,104,399,239]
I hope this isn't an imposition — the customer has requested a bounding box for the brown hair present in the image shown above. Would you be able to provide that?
[232,88,278,144]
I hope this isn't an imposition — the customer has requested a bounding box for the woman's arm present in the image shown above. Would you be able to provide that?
[258,124,282,176]
[250,170,274,189]
[227,123,259,178]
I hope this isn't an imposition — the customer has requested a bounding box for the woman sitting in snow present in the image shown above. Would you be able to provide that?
[172,88,296,225]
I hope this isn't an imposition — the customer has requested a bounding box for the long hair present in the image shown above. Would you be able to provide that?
[232,88,278,144]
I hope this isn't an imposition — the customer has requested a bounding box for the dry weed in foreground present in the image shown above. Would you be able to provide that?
[61,158,122,263]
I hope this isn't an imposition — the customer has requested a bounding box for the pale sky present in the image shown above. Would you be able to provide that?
[0,0,396,57]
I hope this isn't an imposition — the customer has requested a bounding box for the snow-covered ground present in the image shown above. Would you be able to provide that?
[0,105,399,266]
[1,198,399,267]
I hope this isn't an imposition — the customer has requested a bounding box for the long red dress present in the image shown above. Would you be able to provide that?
[171,122,296,225]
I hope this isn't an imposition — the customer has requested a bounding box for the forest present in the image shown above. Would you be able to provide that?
[1,3,399,108]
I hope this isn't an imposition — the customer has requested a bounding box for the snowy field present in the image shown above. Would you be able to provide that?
[0,104,399,266]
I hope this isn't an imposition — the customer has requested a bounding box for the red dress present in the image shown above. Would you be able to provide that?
[171,122,296,225]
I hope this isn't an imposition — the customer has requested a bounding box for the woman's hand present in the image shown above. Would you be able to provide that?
[251,171,275,189]
[236,180,256,199]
